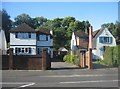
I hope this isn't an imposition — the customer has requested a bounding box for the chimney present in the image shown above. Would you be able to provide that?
[88,26,93,48]
[88,26,93,69]
[50,29,53,35]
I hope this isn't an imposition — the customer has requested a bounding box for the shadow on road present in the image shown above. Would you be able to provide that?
[50,67,81,70]
[92,63,114,69]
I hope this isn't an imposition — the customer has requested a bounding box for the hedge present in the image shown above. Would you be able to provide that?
[104,45,120,67]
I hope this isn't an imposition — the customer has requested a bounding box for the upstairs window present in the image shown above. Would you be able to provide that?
[99,36,112,44]
[15,32,31,39]
[39,35,48,41]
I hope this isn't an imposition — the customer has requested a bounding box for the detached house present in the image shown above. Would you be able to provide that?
[9,23,53,58]
[71,26,93,69]
[92,28,116,60]
[71,31,89,52]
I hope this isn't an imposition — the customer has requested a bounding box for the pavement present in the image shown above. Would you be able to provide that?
[1,61,120,89]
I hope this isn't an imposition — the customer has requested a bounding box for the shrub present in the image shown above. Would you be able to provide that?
[63,50,80,65]
[104,45,120,67]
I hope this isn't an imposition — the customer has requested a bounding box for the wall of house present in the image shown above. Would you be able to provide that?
[37,35,53,46]
[37,35,53,58]
[10,33,36,46]
[71,32,77,51]
[92,28,116,60]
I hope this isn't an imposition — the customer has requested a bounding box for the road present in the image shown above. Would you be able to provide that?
[2,68,119,89]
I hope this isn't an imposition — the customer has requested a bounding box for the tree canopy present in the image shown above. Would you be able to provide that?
[1,9,12,42]
[2,9,91,49]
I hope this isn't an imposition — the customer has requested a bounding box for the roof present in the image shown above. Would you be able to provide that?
[74,32,88,37]
[92,28,105,48]
[93,28,104,38]
[9,23,52,35]
[10,23,35,32]
[58,47,68,52]
[36,29,51,35]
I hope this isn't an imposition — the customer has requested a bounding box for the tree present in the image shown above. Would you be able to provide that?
[14,13,35,28]
[1,9,12,42]
[101,22,120,44]
[34,16,47,27]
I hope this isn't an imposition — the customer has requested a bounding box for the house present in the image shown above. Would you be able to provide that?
[92,28,116,60]
[70,27,92,69]
[9,23,53,58]
[71,31,89,52]
[0,28,7,54]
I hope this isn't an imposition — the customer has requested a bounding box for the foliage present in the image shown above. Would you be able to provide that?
[7,42,10,48]
[101,21,120,45]
[104,45,119,67]
[2,9,91,49]
[96,59,105,65]
[63,50,79,65]
[1,9,12,42]
[14,13,35,28]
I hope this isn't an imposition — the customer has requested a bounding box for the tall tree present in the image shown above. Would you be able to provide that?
[14,13,35,28]
[1,9,12,42]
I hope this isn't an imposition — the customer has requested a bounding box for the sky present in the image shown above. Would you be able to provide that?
[2,2,118,31]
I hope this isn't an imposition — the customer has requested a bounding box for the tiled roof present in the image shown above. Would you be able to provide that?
[36,29,51,35]
[9,23,52,35]
[10,23,35,32]
[75,32,88,37]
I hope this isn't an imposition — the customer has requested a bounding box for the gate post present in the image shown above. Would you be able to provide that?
[9,48,13,70]
[42,49,47,70]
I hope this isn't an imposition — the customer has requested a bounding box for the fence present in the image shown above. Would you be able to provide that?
[2,48,51,70]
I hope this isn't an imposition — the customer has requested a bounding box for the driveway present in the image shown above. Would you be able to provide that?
[51,60,79,70]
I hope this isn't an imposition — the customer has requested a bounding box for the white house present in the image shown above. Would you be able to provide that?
[71,31,88,51]
[9,23,53,58]
[92,28,116,60]
[0,28,7,54]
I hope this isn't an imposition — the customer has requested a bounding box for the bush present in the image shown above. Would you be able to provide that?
[63,50,79,65]
[96,59,105,65]
[104,45,120,67]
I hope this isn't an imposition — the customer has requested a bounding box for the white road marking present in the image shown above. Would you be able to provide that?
[39,74,118,77]
[60,80,119,84]
[1,82,35,88]
[19,83,35,88]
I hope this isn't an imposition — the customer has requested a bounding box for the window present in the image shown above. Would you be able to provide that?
[15,48,17,54]
[28,33,31,38]
[99,36,112,44]
[15,48,32,54]
[29,48,31,53]
[16,33,31,39]
[37,48,42,54]
[39,35,47,41]
[15,33,18,38]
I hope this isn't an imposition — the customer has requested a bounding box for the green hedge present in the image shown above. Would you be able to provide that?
[104,45,120,67]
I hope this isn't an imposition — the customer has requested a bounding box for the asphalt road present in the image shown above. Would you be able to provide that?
[2,68,119,89]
